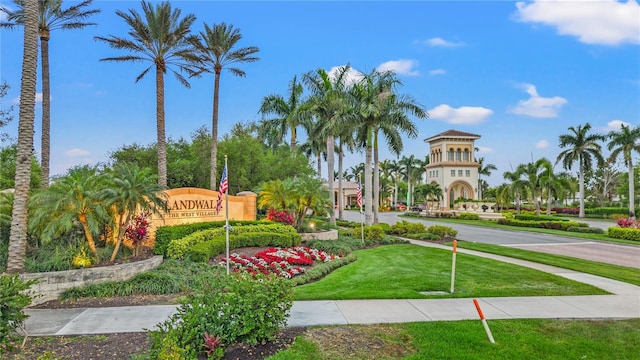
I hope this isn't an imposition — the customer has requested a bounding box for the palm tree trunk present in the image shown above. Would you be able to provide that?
[7,0,38,273]
[546,190,552,216]
[110,212,131,262]
[79,214,98,258]
[579,162,585,218]
[364,145,373,226]
[628,159,635,219]
[210,71,221,191]
[291,127,297,154]
[373,133,380,224]
[338,141,343,220]
[316,153,322,179]
[326,135,335,225]
[40,35,51,188]
[156,66,167,189]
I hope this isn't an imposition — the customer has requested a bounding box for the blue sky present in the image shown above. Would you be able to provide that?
[1,0,639,187]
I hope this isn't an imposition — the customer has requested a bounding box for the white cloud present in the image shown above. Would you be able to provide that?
[514,0,640,46]
[601,119,632,132]
[508,83,567,118]
[376,60,420,76]
[476,146,493,153]
[535,139,549,149]
[428,104,493,124]
[66,148,90,157]
[328,65,364,87]
[11,92,48,105]
[425,37,465,48]
[429,68,446,76]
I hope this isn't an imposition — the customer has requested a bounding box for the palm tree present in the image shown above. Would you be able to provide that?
[192,22,259,191]
[257,179,293,211]
[477,157,497,200]
[387,159,401,207]
[515,158,552,216]
[258,75,310,154]
[6,0,38,273]
[607,124,640,219]
[102,163,167,262]
[28,166,110,259]
[503,168,527,214]
[95,1,200,189]
[399,154,422,207]
[1,0,100,188]
[303,66,352,226]
[299,120,326,178]
[556,123,605,218]
[290,176,330,230]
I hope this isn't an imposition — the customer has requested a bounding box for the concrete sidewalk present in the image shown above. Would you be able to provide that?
[23,241,640,336]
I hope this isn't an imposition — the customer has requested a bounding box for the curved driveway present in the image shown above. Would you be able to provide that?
[341,211,640,268]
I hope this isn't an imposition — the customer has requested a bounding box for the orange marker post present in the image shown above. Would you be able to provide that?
[450,239,457,293]
[473,298,495,343]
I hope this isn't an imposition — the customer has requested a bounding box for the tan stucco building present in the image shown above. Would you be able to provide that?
[424,130,480,210]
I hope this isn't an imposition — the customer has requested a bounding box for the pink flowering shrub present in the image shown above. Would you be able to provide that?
[125,212,151,255]
[616,218,640,228]
[266,208,295,226]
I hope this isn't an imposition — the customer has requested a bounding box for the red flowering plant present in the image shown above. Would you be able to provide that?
[616,218,640,228]
[266,208,295,226]
[125,212,151,256]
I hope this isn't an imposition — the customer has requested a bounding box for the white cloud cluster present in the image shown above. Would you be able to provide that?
[429,68,446,76]
[327,65,364,87]
[425,37,465,48]
[601,119,632,133]
[514,0,640,46]
[535,139,549,149]
[508,83,567,118]
[376,60,420,76]
[428,104,493,124]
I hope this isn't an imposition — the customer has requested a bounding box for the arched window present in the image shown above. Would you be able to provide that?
[463,149,469,161]
[448,149,454,161]
[455,149,461,161]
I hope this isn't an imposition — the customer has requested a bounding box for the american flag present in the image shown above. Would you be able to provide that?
[356,182,362,208]
[216,165,228,213]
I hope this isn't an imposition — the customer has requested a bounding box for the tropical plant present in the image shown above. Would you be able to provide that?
[258,75,310,154]
[477,157,497,200]
[6,0,38,274]
[256,178,292,211]
[28,165,110,259]
[303,66,353,225]
[556,123,605,218]
[289,176,330,229]
[192,22,259,191]
[607,124,640,219]
[299,120,326,178]
[102,163,167,261]
[398,154,423,208]
[95,0,200,189]
[1,0,100,188]
[515,157,552,216]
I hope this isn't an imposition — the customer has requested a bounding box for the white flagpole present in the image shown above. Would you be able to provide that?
[225,155,230,275]
[359,174,364,245]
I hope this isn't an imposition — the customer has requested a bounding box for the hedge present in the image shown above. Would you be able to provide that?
[514,214,569,222]
[497,219,588,230]
[585,207,639,217]
[566,226,605,234]
[154,220,268,256]
[457,212,480,220]
[185,232,301,262]
[166,223,299,259]
[607,227,640,242]
[290,253,358,286]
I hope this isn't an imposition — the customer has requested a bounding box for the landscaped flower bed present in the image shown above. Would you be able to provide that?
[221,246,343,278]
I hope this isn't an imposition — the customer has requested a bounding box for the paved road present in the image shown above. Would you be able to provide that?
[341,211,640,268]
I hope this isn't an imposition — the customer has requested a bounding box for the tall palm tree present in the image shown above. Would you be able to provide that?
[607,124,640,219]
[95,0,200,189]
[258,75,310,154]
[192,22,259,191]
[556,123,605,218]
[1,0,100,188]
[503,168,526,214]
[28,166,109,259]
[387,159,401,207]
[102,163,167,262]
[515,158,552,216]
[399,154,422,208]
[477,157,497,200]
[299,119,326,178]
[303,66,352,226]
[6,0,38,273]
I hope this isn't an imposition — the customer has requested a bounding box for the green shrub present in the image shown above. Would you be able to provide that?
[390,220,427,235]
[336,219,358,228]
[514,214,569,222]
[154,220,267,256]
[148,273,293,359]
[458,212,479,220]
[499,219,587,231]
[351,224,385,241]
[290,253,357,286]
[0,274,37,354]
[376,222,393,234]
[566,226,605,234]
[585,207,639,218]
[427,225,458,238]
[405,232,441,241]
[185,232,301,262]
[607,227,640,242]
[167,223,299,259]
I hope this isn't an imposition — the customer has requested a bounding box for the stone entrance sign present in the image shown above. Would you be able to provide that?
[151,187,257,230]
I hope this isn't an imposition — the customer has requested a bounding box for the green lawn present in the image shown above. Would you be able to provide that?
[268,319,640,360]
[455,241,640,286]
[293,244,607,300]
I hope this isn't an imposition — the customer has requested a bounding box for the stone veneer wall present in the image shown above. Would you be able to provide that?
[20,256,164,305]
[300,229,338,241]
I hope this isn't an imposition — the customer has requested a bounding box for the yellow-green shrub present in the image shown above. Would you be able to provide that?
[607,227,640,242]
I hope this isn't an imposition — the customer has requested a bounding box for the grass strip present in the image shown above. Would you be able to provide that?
[293,244,606,300]
[456,241,640,286]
